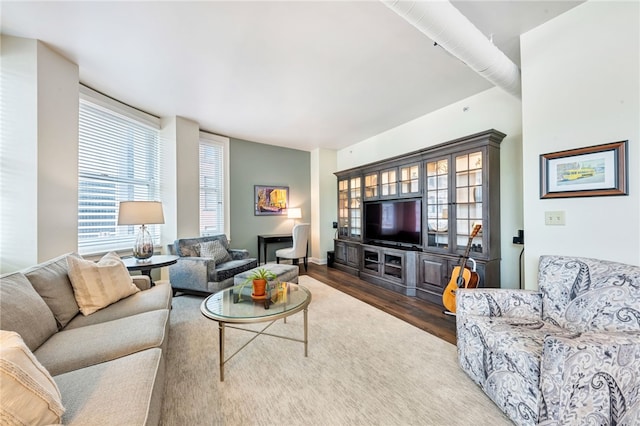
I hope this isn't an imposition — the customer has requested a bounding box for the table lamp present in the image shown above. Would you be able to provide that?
[287,207,302,229]
[117,201,165,260]
[287,207,302,225]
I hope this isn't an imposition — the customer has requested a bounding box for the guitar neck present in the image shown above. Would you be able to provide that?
[458,242,473,268]
[458,225,481,269]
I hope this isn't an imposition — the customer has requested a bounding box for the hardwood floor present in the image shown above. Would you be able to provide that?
[301,263,457,345]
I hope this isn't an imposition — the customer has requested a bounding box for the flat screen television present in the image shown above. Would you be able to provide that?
[364,199,422,246]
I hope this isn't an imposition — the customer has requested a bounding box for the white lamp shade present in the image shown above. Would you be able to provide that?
[287,208,302,219]
[117,201,165,225]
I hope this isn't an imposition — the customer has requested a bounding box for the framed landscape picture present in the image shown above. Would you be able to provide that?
[254,185,289,215]
[540,140,628,199]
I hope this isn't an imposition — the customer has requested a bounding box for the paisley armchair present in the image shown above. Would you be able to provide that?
[456,255,640,425]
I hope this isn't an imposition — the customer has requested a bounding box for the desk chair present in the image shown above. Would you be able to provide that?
[276,223,310,271]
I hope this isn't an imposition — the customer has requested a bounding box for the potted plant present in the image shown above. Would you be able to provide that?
[234,267,277,302]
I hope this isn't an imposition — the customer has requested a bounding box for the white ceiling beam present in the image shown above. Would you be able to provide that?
[382,0,522,99]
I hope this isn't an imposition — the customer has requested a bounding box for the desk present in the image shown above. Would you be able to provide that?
[122,254,178,286]
[257,234,292,265]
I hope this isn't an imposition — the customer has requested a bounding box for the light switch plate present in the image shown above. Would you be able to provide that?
[545,211,566,225]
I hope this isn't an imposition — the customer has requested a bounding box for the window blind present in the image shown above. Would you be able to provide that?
[78,86,162,254]
[199,132,226,236]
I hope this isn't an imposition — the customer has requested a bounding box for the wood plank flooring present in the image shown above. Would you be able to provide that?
[301,263,457,345]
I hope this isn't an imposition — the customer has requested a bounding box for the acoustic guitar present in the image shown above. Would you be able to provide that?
[442,224,481,314]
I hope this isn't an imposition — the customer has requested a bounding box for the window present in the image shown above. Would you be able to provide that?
[77,85,161,254]
[199,132,228,236]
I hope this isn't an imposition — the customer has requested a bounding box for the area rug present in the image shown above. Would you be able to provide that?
[160,276,511,425]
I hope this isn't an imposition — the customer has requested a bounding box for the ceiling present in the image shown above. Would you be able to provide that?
[1,1,582,152]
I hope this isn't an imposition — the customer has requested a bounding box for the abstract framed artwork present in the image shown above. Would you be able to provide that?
[540,140,628,199]
[254,185,289,215]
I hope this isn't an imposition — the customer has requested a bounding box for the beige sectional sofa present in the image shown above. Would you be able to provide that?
[0,252,172,425]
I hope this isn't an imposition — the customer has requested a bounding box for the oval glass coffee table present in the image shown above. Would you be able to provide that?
[200,283,311,381]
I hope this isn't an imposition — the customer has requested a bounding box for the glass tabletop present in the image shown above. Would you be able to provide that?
[200,283,311,324]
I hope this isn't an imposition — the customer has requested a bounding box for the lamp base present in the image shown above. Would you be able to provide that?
[133,225,154,260]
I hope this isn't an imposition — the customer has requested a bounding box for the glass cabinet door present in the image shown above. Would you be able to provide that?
[455,151,483,254]
[425,158,449,250]
[349,177,362,239]
[364,172,378,200]
[338,179,349,238]
[337,176,362,240]
[380,168,397,197]
[382,253,403,280]
[399,164,420,196]
[362,248,380,273]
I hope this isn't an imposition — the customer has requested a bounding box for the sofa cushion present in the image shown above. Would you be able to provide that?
[67,252,140,315]
[0,272,58,351]
[24,253,80,329]
[459,314,580,422]
[198,239,232,265]
[64,281,172,330]
[35,309,169,376]
[54,348,164,426]
[0,331,65,425]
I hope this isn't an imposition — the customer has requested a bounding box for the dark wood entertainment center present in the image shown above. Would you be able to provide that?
[333,129,505,306]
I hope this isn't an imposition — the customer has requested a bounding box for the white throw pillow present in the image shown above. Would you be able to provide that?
[0,331,65,425]
[198,240,232,265]
[67,252,140,315]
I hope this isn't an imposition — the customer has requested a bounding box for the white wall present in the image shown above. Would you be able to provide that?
[337,87,524,288]
[521,0,640,287]
[1,36,38,272]
[0,36,79,273]
[36,41,80,262]
[310,148,337,264]
[160,116,201,245]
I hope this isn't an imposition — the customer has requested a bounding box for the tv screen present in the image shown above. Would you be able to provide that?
[364,200,422,246]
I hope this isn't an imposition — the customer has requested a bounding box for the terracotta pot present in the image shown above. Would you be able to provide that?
[252,279,267,296]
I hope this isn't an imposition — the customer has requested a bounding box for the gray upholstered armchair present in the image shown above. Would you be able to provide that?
[456,255,640,425]
[168,234,257,295]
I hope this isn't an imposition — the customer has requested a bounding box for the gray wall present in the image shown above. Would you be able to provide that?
[229,138,311,261]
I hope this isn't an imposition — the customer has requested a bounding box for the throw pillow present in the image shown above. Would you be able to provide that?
[67,252,140,316]
[175,239,200,257]
[198,240,232,265]
[0,272,58,352]
[0,331,65,425]
[24,253,81,329]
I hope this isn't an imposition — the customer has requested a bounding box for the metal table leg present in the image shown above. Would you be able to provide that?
[304,307,308,357]
[219,322,225,382]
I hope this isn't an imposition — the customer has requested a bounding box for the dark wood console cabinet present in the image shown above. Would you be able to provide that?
[361,244,405,289]
[334,129,506,306]
[334,239,361,275]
